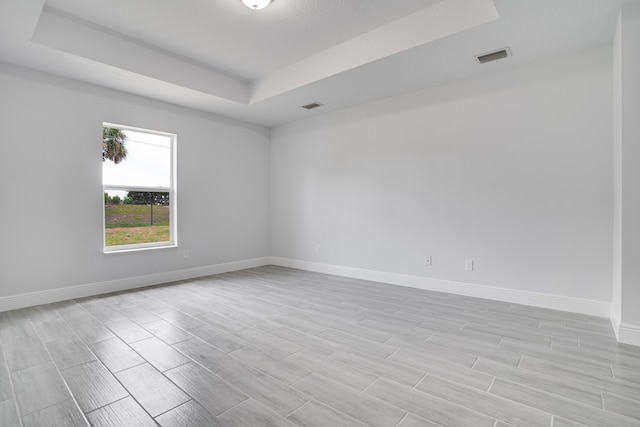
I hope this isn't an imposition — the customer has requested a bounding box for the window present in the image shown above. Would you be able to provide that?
[102,123,176,252]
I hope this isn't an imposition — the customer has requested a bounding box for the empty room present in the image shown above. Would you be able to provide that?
[1,0,639,426]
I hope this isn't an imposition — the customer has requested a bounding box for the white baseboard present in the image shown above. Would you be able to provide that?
[0,257,270,313]
[617,323,640,346]
[610,303,621,341]
[270,257,611,318]
[609,303,640,346]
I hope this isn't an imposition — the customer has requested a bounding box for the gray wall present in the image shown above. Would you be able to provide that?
[613,2,640,344]
[0,64,271,299]
[0,45,618,322]
[271,47,613,304]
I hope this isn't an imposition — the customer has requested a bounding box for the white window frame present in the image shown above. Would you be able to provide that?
[102,123,177,253]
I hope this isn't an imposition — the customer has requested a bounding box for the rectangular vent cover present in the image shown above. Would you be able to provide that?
[475,47,511,64]
[302,102,324,110]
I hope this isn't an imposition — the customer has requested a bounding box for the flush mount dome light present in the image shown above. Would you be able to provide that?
[242,0,271,10]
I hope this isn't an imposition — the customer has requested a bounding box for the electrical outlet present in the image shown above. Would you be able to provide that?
[424,255,432,267]
[183,250,189,259]
[465,259,474,271]
[315,245,321,255]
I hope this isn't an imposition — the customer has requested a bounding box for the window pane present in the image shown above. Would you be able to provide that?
[102,124,175,251]
[103,130,171,188]
[104,190,171,247]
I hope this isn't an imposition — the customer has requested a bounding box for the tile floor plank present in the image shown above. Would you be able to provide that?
[86,396,157,427]
[0,352,13,401]
[316,329,395,359]
[287,349,378,391]
[612,365,640,384]
[329,349,424,387]
[218,364,309,416]
[106,319,153,344]
[61,313,116,344]
[118,306,161,325]
[4,336,51,372]
[232,328,301,358]
[90,338,145,374]
[82,304,127,325]
[268,327,338,357]
[115,363,190,417]
[22,399,89,427]
[159,310,206,330]
[212,306,283,333]
[489,378,639,427]
[293,374,406,427]
[0,399,21,427]
[196,312,246,334]
[164,362,247,417]
[172,338,238,373]
[388,348,494,390]
[385,336,478,367]
[230,345,310,385]
[12,362,71,416]
[46,336,97,370]
[416,374,551,426]
[518,355,640,400]
[28,306,77,343]
[553,341,640,372]
[396,413,440,427]
[61,360,129,413]
[0,266,634,427]
[216,398,297,427]
[425,333,522,366]
[142,319,193,345]
[269,313,329,335]
[312,317,393,344]
[130,337,190,372]
[463,322,554,347]
[473,357,603,407]
[286,400,367,427]
[0,311,40,345]
[365,378,495,427]
[189,324,249,353]
[552,417,588,427]
[155,400,221,427]
[603,392,640,420]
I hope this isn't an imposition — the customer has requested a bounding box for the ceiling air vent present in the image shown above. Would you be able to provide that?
[302,102,324,110]
[475,47,511,64]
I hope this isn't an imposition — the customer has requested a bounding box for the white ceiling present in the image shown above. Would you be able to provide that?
[0,0,631,127]
[44,0,440,81]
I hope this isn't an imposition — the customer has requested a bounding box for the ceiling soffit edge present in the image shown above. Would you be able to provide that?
[28,0,498,107]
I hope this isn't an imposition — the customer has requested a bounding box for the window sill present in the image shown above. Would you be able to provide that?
[103,243,177,254]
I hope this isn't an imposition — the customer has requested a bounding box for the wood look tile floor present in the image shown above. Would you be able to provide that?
[1,266,639,427]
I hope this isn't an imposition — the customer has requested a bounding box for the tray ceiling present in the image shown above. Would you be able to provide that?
[0,0,629,126]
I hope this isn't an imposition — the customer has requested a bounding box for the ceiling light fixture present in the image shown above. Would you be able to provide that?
[242,0,271,10]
